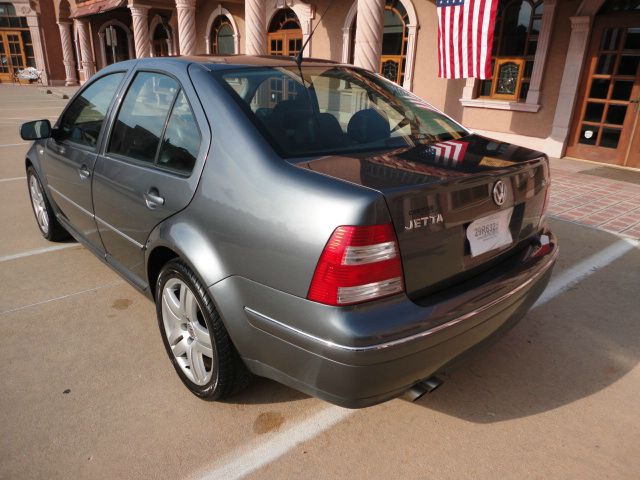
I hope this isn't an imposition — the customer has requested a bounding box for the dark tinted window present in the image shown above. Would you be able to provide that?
[108,72,178,163]
[157,91,201,174]
[218,66,467,158]
[57,73,124,148]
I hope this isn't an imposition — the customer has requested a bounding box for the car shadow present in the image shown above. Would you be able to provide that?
[226,377,309,405]
[412,241,639,423]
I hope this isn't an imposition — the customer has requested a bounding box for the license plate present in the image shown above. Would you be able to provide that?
[466,208,514,257]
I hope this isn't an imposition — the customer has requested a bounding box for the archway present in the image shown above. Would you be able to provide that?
[267,8,302,56]
[380,1,409,85]
[150,17,173,57]
[210,16,234,54]
[98,20,133,67]
[205,6,239,55]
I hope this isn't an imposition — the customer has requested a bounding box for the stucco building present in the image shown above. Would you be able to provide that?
[0,0,638,167]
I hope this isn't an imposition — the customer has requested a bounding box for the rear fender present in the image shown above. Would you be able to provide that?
[145,219,228,293]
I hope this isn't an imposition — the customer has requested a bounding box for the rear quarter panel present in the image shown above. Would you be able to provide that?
[146,65,390,298]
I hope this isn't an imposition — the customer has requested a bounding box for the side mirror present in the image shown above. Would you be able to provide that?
[20,119,52,141]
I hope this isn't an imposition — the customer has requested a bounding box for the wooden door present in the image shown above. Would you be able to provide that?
[267,30,302,57]
[566,15,640,167]
[0,31,27,83]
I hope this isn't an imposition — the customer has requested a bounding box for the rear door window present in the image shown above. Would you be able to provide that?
[156,90,201,174]
[108,72,179,164]
[56,72,124,148]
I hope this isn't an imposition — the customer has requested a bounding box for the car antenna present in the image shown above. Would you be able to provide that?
[294,0,335,67]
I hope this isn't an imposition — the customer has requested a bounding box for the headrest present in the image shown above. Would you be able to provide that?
[347,108,390,144]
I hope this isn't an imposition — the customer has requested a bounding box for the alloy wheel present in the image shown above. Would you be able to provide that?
[29,175,49,235]
[161,278,214,386]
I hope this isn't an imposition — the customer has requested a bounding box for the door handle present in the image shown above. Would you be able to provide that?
[78,165,91,180]
[144,188,165,209]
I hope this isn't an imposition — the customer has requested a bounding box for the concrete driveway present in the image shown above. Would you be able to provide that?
[1,84,639,480]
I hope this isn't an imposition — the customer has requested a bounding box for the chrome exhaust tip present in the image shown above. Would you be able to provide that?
[403,376,443,402]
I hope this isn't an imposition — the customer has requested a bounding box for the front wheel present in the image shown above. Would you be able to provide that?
[155,259,251,400]
[26,166,68,241]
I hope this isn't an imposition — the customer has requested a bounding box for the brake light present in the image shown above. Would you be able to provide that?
[532,234,552,258]
[308,224,405,306]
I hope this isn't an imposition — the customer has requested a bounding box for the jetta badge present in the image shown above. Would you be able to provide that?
[492,180,507,206]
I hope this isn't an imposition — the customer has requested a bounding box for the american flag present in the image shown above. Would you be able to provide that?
[423,140,469,167]
[436,0,498,79]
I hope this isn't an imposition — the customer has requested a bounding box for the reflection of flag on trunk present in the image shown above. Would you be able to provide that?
[424,140,469,167]
[436,0,498,79]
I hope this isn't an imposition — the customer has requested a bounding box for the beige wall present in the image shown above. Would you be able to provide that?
[410,0,455,113]
[307,0,353,61]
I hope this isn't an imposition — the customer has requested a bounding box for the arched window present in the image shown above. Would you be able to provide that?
[268,8,302,56]
[479,0,543,101]
[0,3,25,26]
[210,16,235,55]
[152,22,172,57]
[0,3,35,83]
[380,0,409,85]
[99,22,132,66]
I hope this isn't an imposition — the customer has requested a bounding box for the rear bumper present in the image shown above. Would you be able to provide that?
[210,231,558,408]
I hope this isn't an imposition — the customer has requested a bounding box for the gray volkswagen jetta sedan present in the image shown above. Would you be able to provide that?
[21,56,557,408]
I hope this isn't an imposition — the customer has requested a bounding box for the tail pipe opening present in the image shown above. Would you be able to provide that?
[403,376,443,402]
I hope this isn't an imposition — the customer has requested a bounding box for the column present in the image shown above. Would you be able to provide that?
[129,4,151,58]
[526,0,558,105]
[175,0,197,56]
[98,31,107,67]
[76,19,96,80]
[353,0,385,72]
[403,22,418,90]
[25,14,49,85]
[547,16,591,157]
[57,21,79,86]
[245,0,266,56]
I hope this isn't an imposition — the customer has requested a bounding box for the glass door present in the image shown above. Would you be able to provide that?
[567,15,640,167]
[267,31,302,57]
[0,31,26,82]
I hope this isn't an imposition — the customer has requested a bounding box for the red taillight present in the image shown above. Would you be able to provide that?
[532,234,552,258]
[307,224,405,306]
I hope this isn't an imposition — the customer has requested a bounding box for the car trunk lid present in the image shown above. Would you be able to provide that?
[295,135,550,299]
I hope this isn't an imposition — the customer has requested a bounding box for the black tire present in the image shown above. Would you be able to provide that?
[155,259,252,400]
[26,165,69,241]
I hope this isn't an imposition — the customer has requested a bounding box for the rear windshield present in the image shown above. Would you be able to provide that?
[215,66,468,158]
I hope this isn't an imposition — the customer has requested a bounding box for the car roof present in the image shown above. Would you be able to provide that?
[132,54,347,70]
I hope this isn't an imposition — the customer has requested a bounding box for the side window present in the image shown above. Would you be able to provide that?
[108,72,179,164]
[57,73,124,148]
[156,90,201,174]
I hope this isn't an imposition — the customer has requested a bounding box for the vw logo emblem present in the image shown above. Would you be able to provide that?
[492,180,507,206]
